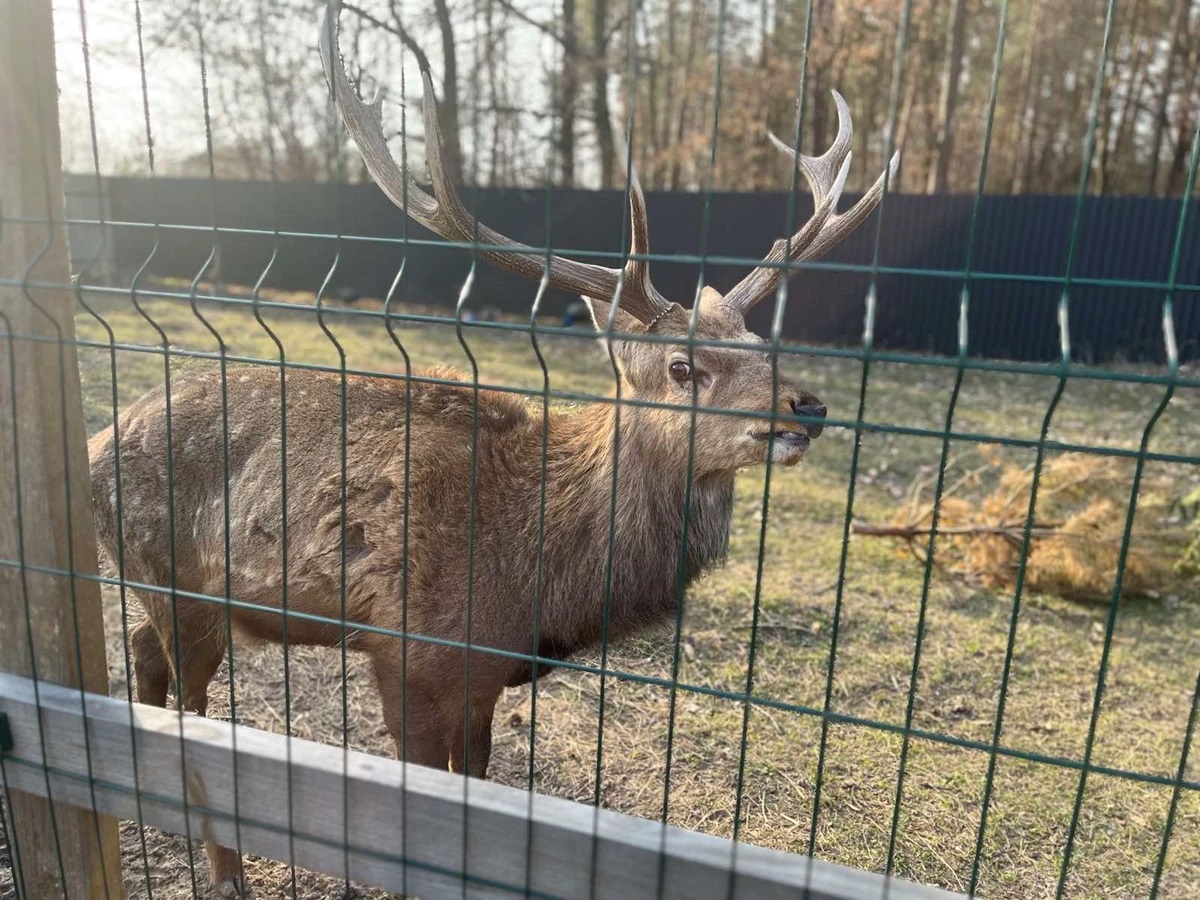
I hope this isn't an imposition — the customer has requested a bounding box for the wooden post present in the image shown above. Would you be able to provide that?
[0,1,124,897]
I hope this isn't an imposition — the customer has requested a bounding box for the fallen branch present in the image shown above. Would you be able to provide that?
[851,520,1064,539]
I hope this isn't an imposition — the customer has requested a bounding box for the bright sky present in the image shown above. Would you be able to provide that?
[54,0,210,174]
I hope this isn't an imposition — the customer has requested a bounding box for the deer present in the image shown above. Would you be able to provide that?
[85,4,898,895]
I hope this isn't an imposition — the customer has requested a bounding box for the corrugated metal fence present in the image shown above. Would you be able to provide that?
[66,175,1199,363]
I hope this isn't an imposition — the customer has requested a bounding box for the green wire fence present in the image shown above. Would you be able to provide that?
[1,0,1198,898]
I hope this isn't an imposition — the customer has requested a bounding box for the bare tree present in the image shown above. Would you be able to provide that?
[926,0,967,193]
[1163,39,1199,196]
[559,0,579,185]
[1008,0,1044,193]
[68,0,1198,195]
[591,0,617,187]
[1148,0,1192,194]
[430,0,466,184]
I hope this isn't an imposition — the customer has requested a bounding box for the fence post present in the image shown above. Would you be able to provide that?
[0,1,124,897]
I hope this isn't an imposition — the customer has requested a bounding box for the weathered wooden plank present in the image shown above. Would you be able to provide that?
[0,673,963,899]
[0,1,123,896]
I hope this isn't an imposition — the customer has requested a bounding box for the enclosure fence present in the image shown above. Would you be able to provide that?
[1,0,1199,898]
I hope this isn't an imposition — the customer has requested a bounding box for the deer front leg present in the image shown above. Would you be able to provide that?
[449,698,496,779]
[448,660,506,780]
[369,640,497,777]
[371,650,453,770]
[131,615,170,707]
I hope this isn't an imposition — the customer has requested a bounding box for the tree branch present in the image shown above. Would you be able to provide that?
[851,521,1065,539]
[343,2,432,75]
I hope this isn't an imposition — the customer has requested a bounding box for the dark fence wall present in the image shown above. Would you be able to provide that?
[80,175,1199,363]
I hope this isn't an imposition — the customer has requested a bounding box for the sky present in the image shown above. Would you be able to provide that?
[54,0,210,174]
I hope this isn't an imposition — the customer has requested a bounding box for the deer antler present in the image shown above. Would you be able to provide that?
[721,92,901,314]
[318,0,679,328]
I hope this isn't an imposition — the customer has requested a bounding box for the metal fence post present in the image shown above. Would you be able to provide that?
[0,1,123,897]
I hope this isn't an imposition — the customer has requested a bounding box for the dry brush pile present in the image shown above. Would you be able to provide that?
[853,447,1200,603]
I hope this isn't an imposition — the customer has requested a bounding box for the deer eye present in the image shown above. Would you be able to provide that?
[668,360,691,382]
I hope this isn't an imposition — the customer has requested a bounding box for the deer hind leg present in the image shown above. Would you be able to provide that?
[177,616,244,899]
[139,599,228,714]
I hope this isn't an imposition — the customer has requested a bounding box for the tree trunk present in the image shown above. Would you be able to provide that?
[1009,0,1044,193]
[670,0,704,191]
[657,0,679,185]
[1148,0,1190,194]
[559,0,579,186]
[893,63,919,194]
[926,0,967,194]
[1097,0,1148,194]
[1164,119,1197,197]
[808,0,831,157]
[484,0,501,186]
[1094,80,1114,195]
[1163,65,1199,196]
[1113,29,1151,189]
[431,0,465,184]
[756,0,772,186]
[592,0,616,188]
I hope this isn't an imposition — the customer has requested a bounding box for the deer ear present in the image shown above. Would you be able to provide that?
[584,295,646,336]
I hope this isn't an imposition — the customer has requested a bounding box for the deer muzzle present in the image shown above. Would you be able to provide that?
[792,401,827,439]
[748,393,825,465]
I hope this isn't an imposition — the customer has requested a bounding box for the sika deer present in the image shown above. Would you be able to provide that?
[86,4,898,894]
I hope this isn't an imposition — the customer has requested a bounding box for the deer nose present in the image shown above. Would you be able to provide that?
[791,399,826,439]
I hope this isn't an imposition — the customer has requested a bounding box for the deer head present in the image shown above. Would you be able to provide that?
[319,2,899,476]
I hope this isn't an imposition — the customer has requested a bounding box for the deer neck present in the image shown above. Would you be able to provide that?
[542,402,735,647]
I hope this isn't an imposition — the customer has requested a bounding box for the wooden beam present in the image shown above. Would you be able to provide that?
[0,673,963,899]
[0,1,123,897]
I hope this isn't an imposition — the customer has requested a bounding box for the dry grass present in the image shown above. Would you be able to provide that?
[6,281,1198,899]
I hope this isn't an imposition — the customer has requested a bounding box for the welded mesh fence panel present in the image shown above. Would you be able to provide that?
[1,0,1199,899]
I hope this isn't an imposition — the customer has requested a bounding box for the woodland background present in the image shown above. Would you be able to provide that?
[54,0,1200,197]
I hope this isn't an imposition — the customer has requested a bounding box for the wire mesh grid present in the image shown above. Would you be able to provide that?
[1,0,1199,898]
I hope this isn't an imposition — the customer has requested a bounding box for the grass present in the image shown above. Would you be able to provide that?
[41,280,1200,898]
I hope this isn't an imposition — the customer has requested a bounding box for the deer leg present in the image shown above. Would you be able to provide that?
[131,616,170,707]
[144,602,245,895]
[171,612,244,896]
[206,844,246,899]
[449,695,496,779]
[149,604,228,715]
[173,626,244,897]
[370,650,452,770]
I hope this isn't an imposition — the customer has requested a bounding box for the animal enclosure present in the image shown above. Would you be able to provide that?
[2,1,1199,899]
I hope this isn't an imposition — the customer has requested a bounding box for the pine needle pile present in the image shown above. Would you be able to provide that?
[1180,487,1200,579]
[853,448,1195,603]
